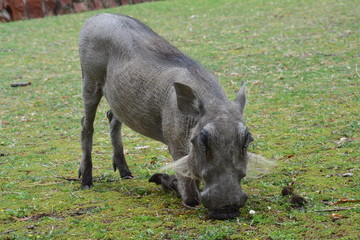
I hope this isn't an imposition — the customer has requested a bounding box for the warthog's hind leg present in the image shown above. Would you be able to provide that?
[106,110,133,179]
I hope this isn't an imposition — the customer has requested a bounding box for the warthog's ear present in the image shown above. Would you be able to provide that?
[174,82,204,117]
[234,82,246,115]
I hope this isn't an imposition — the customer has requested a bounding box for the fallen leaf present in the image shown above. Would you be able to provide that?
[336,137,348,145]
[11,216,31,221]
[330,213,341,221]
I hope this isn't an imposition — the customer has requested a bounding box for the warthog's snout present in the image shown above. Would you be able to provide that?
[201,186,248,220]
[208,194,248,220]
[208,205,241,220]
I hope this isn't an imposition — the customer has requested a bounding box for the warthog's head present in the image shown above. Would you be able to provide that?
[172,82,254,219]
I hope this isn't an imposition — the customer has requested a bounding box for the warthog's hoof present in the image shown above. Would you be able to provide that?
[208,207,240,220]
[81,184,93,190]
[148,173,164,184]
[183,199,200,208]
[122,175,134,179]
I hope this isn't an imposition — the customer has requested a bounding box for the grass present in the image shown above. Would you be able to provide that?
[1,0,359,239]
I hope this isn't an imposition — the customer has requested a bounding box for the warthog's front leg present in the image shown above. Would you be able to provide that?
[106,110,133,179]
[162,150,201,207]
[149,173,180,196]
[79,80,102,189]
[149,173,200,206]
[176,175,200,207]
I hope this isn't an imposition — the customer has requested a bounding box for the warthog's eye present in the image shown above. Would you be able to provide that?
[191,129,209,152]
[243,130,254,149]
[199,129,208,148]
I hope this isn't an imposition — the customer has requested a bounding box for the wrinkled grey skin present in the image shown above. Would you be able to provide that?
[78,13,253,219]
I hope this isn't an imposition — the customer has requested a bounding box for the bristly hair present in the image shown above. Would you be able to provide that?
[160,155,200,180]
[246,152,276,178]
[161,152,275,180]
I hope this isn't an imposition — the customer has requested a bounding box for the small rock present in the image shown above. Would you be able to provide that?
[249,210,256,215]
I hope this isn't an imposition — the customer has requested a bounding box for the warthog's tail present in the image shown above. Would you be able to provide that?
[161,152,275,179]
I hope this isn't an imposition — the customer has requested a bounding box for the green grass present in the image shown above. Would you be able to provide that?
[1,0,359,239]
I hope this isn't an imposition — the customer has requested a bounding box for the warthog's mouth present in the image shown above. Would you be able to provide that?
[208,207,240,220]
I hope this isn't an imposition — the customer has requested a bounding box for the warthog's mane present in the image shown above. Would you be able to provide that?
[161,152,276,180]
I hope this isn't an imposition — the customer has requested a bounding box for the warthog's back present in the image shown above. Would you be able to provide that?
[79,13,226,143]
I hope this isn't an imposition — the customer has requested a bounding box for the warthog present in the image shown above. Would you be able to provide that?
[79,13,254,219]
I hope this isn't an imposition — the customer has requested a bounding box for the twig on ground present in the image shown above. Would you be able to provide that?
[10,82,31,87]
[0,229,17,235]
[355,64,360,79]
[243,65,256,73]
[0,225,35,235]
[313,207,358,212]
[28,182,63,186]
[70,192,83,199]
[55,176,80,182]
[332,198,360,205]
